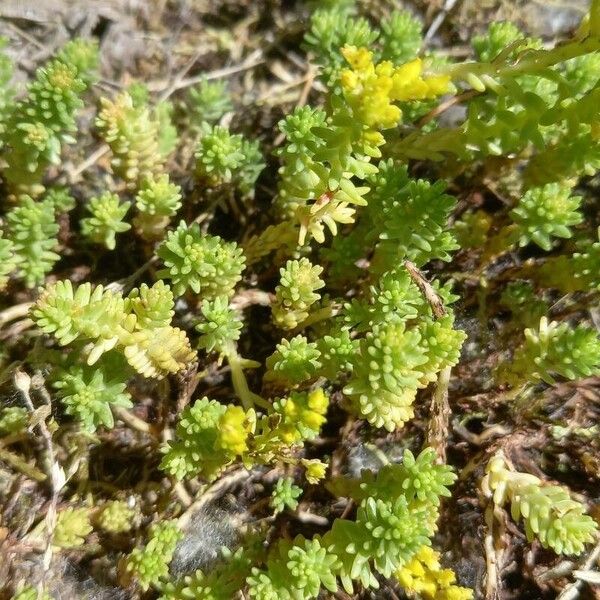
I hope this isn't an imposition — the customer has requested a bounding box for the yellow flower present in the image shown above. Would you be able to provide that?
[307,388,328,414]
[283,397,299,419]
[279,424,301,445]
[443,587,475,600]
[391,59,451,101]
[279,389,329,439]
[301,388,329,431]
[426,74,453,96]
[396,546,473,600]
[217,405,251,455]
[342,45,373,71]
[302,458,328,484]
[302,409,326,431]
[340,46,450,130]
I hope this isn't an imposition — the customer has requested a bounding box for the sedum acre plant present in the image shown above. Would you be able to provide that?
[96,91,164,188]
[160,388,329,481]
[156,221,246,298]
[271,258,325,329]
[270,477,303,514]
[0,407,28,435]
[484,453,597,555]
[0,39,98,196]
[195,123,264,193]
[133,174,182,240]
[95,500,137,533]
[125,520,183,591]
[246,448,457,598]
[52,358,133,432]
[2,194,64,288]
[4,3,600,599]
[53,506,93,548]
[31,280,195,378]
[80,191,131,250]
[185,79,233,127]
[498,317,600,387]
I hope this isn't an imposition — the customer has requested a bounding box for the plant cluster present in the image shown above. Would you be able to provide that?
[0,39,98,196]
[245,448,460,599]
[95,91,165,189]
[161,388,329,481]
[3,2,600,599]
[0,191,72,288]
[194,123,265,194]
[498,317,600,387]
[125,520,183,591]
[484,454,597,555]
[32,280,195,380]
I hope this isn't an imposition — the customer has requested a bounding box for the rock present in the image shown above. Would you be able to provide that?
[455,0,589,38]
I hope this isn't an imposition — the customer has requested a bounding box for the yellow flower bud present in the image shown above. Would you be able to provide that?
[307,388,328,414]
[283,398,299,419]
[425,74,451,96]
[340,70,358,90]
[341,45,373,71]
[302,409,326,431]
[302,458,327,484]
[341,48,449,130]
[279,425,301,445]
[217,405,250,455]
[395,545,473,600]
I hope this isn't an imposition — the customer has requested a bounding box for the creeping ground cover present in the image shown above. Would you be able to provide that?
[1,1,600,598]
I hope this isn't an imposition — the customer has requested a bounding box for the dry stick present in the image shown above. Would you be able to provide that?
[230,289,273,311]
[417,89,479,128]
[67,143,110,183]
[173,482,192,507]
[557,539,600,600]
[424,0,461,44]
[483,502,505,600]
[255,72,315,106]
[6,21,47,51]
[106,255,159,294]
[480,456,517,600]
[294,509,329,527]
[427,366,452,463]
[538,560,577,583]
[166,51,264,93]
[403,261,452,460]
[156,47,208,104]
[13,370,62,576]
[404,260,447,319]
[177,468,252,529]
[0,302,33,340]
[0,301,33,327]
[112,406,152,434]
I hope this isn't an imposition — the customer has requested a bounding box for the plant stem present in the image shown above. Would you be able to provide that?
[364,443,390,466]
[113,406,152,434]
[0,301,33,327]
[0,447,46,482]
[446,36,600,84]
[228,351,268,410]
[294,304,337,332]
[15,370,61,571]
[426,366,452,463]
